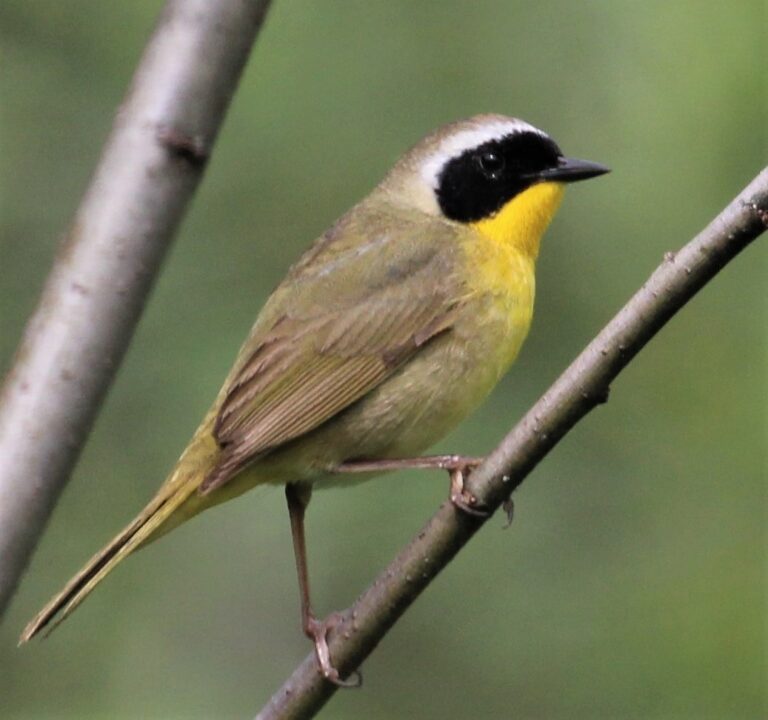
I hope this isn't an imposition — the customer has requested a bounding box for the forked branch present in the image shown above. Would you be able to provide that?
[255,168,768,720]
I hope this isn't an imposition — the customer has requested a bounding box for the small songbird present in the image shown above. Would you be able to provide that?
[21,114,608,683]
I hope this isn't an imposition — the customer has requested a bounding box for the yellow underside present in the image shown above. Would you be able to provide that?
[454,180,566,381]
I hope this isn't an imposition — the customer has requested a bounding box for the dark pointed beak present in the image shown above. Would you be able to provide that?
[533,157,610,183]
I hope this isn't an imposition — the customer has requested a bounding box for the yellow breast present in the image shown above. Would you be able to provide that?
[460,181,565,366]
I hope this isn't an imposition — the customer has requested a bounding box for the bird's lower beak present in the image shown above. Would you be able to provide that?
[534,157,610,183]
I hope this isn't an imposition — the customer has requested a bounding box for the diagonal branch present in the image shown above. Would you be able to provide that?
[0,0,273,619]
[255,168,768,720]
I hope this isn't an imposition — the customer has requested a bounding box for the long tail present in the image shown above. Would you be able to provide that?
[18,483,194,644]
[19,416,220,645]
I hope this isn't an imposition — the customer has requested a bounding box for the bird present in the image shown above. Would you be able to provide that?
[20,114,608,683]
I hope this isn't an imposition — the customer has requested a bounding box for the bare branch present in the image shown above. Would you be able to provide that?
[255,168,768,720]
[0,0,273,618]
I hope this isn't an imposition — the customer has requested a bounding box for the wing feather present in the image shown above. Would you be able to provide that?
[199,208,464,494]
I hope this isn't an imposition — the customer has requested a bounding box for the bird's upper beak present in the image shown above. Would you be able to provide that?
[532,157,610,183]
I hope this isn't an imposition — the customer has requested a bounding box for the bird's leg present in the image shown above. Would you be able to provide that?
[285,483,360,687]
[335,455,490,517]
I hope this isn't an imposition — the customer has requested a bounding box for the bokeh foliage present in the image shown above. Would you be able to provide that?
[1,2,765,718]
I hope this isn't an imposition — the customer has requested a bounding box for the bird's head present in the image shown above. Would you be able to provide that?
[384,114,609,257]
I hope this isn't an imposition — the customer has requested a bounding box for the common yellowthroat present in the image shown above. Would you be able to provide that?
[21,114,608,682]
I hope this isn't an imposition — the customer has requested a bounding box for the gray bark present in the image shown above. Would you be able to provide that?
[0,0,273,618]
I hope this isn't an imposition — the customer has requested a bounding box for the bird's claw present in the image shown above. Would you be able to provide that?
[501,498,515,528]
[306,613,362,688]
[449,467,490,517]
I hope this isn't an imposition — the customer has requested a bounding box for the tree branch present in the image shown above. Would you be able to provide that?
[255,168,768,720]
[0,0,273,618]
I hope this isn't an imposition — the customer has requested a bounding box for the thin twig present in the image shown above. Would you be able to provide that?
[0,0,273,618]
[255,168,768,720]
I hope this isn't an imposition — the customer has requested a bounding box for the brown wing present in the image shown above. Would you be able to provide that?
[199,214,463,494]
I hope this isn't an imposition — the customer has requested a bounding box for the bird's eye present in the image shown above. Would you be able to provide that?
[477,151,505,178]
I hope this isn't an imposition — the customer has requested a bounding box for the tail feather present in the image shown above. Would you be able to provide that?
[19,483,195,645]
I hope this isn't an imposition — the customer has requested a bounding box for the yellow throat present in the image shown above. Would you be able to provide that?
[462,180,565,303]
[472,181,565,261]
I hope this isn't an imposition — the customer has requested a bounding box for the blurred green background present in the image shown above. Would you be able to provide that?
[1,1,765,718]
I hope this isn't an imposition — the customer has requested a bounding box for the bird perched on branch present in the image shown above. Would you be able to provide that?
[21,114,608,684]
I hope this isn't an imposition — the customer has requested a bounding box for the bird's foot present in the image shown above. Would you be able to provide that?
[447,459,490,518]
[305,612,362,688]
[335,453,490,517]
